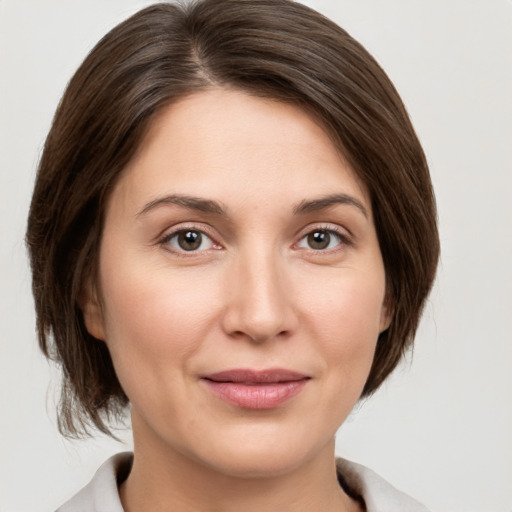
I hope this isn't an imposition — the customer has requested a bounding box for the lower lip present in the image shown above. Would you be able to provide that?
[202,379,308,409]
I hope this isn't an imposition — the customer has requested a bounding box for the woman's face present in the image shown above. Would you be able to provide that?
[84,88,390,477]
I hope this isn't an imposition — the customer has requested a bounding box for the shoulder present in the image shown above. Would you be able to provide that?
[55,452,132,512]
[336,458,432,512]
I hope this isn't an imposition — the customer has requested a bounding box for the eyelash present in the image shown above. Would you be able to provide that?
[158,225,221,256]
[295,225,352,253]
[157,224,352,256]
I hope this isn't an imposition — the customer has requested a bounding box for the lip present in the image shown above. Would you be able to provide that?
[200,369,310,409]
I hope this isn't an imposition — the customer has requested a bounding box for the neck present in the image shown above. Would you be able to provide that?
[120,434,361,512]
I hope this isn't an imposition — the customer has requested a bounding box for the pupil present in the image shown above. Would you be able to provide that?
[308,231,330,250]
[179,231,201,251]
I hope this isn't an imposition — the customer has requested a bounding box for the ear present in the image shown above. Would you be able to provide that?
[379,295,393,333]
[78,281,106,341]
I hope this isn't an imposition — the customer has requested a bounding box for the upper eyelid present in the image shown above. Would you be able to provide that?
[159,222,217,238]
[295,222,352,239]
[158,224,221,247]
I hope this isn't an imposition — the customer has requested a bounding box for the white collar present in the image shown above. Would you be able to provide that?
[57,452,431,512]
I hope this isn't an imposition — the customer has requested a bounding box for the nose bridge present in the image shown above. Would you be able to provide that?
[223,243,294,342]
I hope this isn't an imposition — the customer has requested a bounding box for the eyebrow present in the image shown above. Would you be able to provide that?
[293,193,368,218]
[136,192,368,219]
[137,194,225,217]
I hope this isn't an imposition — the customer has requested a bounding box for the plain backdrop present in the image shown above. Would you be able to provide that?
[1,1,511,511]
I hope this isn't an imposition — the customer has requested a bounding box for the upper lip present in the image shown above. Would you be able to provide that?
[201,369,309,384]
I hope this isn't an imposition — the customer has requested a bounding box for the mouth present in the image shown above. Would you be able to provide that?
[200,369,310,409]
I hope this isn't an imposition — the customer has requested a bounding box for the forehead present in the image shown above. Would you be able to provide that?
[111,87,370,215]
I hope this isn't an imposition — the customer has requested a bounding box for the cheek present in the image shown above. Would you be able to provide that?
[98,260,220,384]
[305,269,385,336]
[300,269,385,376]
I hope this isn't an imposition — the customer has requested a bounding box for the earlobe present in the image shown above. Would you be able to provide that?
[79,282,106,341]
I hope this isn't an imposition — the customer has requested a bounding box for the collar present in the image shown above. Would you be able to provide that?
[57,452,430,512]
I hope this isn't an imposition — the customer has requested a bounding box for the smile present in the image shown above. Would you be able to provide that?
[201,369,310,409]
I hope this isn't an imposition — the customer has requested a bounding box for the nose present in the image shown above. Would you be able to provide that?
[221,249,297,343]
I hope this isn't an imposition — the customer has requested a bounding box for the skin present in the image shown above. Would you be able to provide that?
[83,88,390,512]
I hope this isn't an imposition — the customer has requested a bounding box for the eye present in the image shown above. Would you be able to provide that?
[297,229,346,251]
[162,229,216,252]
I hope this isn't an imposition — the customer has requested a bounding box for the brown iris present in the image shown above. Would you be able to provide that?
[177,230,202,251]
[307,231,331,250]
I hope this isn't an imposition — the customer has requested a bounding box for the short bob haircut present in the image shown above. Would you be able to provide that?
[26,0,439,437]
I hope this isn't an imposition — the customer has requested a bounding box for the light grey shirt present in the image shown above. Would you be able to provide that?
[56,452,431,512]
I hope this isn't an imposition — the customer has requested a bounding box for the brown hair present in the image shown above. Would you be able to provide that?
[26,0,439,437]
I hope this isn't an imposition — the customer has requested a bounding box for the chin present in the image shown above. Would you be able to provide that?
[193,427,331,479]
[207,451,308,479]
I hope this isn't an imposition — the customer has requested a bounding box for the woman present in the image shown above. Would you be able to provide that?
[26,1,439,510]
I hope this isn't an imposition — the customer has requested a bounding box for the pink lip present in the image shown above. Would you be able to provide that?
[201,369,310,409]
